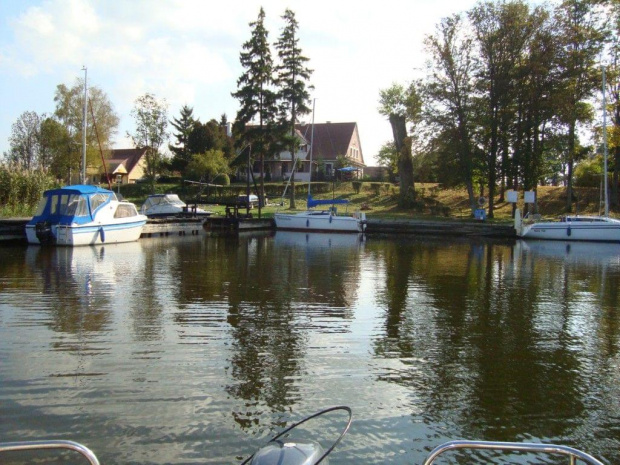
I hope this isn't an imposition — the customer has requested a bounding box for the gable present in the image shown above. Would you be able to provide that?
[107,148,147,175]
[295,122,365,166]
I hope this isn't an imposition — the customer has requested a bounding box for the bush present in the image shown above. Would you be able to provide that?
[213,173,230,186]
[352,181,362,194]
[0,166,55,217]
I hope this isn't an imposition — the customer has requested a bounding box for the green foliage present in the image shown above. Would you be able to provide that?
[574,156,603,187]
[169,105,196,172]
[213,173,231,186]
[129,93,169,190]
[0,166,55,216]
[352,180,362,194]
[54,80,119,172]
[185,150,230,182]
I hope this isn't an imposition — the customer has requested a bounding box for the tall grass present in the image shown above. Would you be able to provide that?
[0,167,55,217]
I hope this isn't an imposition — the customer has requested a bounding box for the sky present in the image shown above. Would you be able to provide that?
[0,0,480,166]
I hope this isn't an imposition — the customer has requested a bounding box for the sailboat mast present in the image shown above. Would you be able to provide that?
[308,98,316,198]
[603,65,609,217]
[81,66,88,185]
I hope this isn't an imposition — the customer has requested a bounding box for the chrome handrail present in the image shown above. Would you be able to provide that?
[423,440,605,465]
[0,440,100,465]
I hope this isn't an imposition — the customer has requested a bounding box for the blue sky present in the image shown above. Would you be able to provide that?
[0,0,480,166]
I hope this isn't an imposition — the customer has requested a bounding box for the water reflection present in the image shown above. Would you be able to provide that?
[0,235,619,464]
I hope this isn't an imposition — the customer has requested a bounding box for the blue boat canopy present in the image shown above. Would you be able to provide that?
[337,166,360,172]
[28,184,116,226]
[307,194,349,209]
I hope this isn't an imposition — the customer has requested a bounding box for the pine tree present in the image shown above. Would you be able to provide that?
[169,105,196,173]
[274,8,313,209]
[232,7,278,215]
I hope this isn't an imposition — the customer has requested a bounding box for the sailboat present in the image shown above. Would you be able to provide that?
[274,101,366,233]
[515,66,620,242]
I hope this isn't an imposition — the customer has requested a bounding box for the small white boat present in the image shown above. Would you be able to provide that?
[140,193,211,218]
[26,185,146,246]
[515,209,620,242]
[274,196,366,233]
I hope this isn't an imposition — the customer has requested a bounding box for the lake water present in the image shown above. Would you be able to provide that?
[1,232,619,464]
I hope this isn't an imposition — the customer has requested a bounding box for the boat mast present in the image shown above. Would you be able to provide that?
[81,66,88,185]
[307,98,316,199]
[603,65,609,217]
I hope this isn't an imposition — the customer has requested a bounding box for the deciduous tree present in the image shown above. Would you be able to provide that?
[378,83,421,207]
[128,93,169,191]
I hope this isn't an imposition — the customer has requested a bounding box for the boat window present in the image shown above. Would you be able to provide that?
[65,195,89,217]
[49,195,59,214]
[34,196,48,216]
[58,195,70,215]
[90,193,110,212]
[114,204,138,218]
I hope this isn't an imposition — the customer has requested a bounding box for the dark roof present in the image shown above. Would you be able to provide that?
[295,122,357,161]
[107,148,147,174]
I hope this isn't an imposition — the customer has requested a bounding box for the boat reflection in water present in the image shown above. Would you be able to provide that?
[273,230,365,249]
[518,239,620,265]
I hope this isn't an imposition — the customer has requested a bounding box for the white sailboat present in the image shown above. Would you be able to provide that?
[274,100,366,233]
[515,66,620,242]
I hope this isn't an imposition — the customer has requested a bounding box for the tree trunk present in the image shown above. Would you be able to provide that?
[389,114,415,205]
[565,122,576,212]
[613,145,620,210]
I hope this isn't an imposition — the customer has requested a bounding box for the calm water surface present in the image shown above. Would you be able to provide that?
[1,232,619,464]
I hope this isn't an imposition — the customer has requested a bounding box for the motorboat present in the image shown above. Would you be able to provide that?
[140,193,211,218]
[274,196,366,233]
[25,185,146,246]
[515,209,620,242]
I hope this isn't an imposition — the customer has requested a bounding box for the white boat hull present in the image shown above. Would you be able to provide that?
[26,219,146,246]
[274,211,366,233]
[519,216,620,242]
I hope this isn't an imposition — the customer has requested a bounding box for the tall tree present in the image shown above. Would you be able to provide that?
[378,83,421,207]
[40,117,73,181]
[424,14,479,215]
[554,0,606,211]
[128,93,169,191]
[54,80,119,174]
[469,0,539,218]
[169,105,196,172]
[274,8,313,209]
[6,111,43,171]
[607,2,620,208]
[232,7,278,216]
[511,5,557,205]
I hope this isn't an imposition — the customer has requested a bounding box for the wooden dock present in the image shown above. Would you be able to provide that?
[0,216,516,243]
[365,218,516,238]
[141,217,206,238]
[203,216,274,232]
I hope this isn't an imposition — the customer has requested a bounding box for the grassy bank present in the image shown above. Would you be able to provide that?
[2,180,609,221]
[122,182,610,223]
